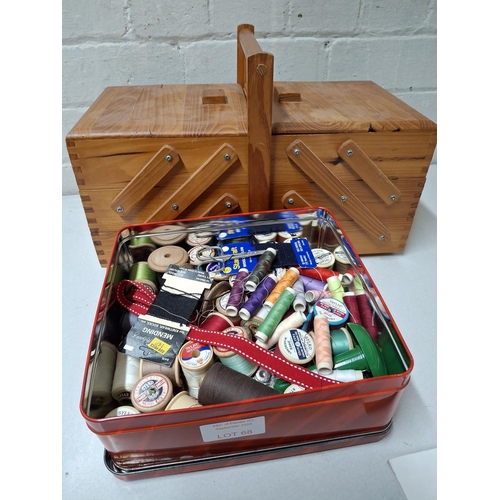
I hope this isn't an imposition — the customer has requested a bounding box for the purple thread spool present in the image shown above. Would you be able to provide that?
[238,274,278,321]
[225,268,249,317]
[300,275,325,293]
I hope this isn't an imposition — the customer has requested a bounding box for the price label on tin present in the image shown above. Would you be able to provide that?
[199,416,266,443]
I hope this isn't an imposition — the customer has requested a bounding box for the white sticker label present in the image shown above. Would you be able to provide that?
[199,416,266,443]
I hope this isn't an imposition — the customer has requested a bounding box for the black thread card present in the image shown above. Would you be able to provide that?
[119,265,213,366]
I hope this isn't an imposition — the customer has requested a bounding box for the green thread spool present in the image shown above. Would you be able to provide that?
[129,261,158,294]
[128,232,156,262]
[213,326,258,376]
[254,287,296,344]
[326,275,344,301]
[245,247,277,292]
[107,264,128,285]
[330,327,354,356]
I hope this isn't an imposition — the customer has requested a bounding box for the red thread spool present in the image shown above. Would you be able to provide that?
[200,311,237,331]
[355,291,379,341]
[298,267,339,282]
[342,291,362,325]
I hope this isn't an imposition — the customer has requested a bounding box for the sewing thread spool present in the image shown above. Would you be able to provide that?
[264,267,300,309]
[147,245,189,273]
[326,275,344,301]
[305,289,332,304]
[105,405,141,418]
[313,297,349,327]
[165,391,202,410]
[111,351,142,403]
[140,356,182,388]
[198,362,279,405]
[355,290,379,341]
[225,268,249,317]
[342,291,362,325]
[253,232,277,244]
[255,287,296,344]
[178,341,214,398]
[277,229,303,242]
[186,232,213,248]
[128,233,156,262]
[200,311,235,331]
[238,274,278,321]
[215,291,231,316]
[91,341,117,407]
[299,275,326,293]
[129,261,158,294]
[331,327,354,356]
[213,326,258,376]
[291,277,307,312]
[245,248,277,292]
[188,245,216,266]
[284,384,305,393]
[312,248,335,270]
[313,315,334,375]
[263,310,307,349]
[333,246,352,274]
[277,328,315,365]
[131,373,173,413]
[310,367,363,382]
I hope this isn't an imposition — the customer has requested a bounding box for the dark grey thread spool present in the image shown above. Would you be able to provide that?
[198,362,280,405]
[245,247,277,292]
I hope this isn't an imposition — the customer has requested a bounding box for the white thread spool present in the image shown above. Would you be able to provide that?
[105,406,141,418]
[131,373,173,413]
[215,291,232,316]
[311,368,363,382]
[312,248,335,270]
[178,341,214,399]
[333,246,352,274]
[188,245,216,266]
[284,384,305,393]
[261,311,307,349]
[111,351,142,403]
[253,232,277,243]
[277,329,315,365]
[291,277,307,312]
[91,341,117,407]
[277,229,303,242]
[165,391,202,410]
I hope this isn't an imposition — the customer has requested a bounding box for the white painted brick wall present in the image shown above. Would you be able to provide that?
[62,0,437,195]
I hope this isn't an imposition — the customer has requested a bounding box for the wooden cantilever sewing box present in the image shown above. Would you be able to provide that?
[66,24,437,267]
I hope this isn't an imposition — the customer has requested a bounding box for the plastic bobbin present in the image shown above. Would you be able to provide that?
[131,373,173,413]
[333,323,388,377]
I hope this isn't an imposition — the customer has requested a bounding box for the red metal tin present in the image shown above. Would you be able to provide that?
[80,207,413,480]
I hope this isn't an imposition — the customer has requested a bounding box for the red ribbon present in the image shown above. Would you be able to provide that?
[116,280,157,316]
[187,326,342,390]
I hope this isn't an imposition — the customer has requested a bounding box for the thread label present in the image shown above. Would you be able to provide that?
[199,416,266,443]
